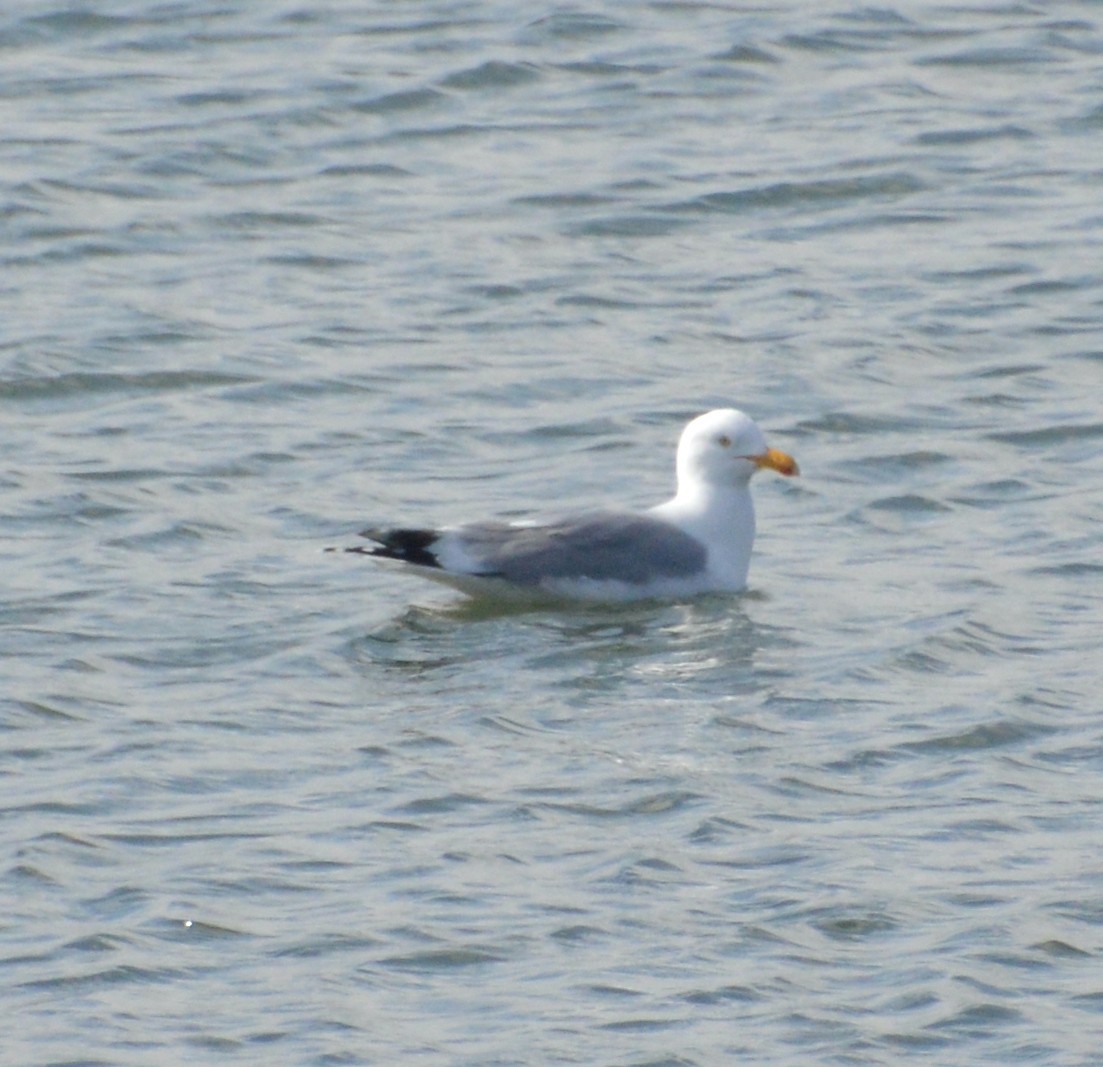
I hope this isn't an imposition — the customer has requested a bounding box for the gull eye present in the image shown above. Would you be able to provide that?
[717,435,731,447]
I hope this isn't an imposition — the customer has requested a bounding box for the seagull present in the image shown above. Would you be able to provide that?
[344,408,798,601]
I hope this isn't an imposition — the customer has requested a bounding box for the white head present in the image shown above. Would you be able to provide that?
[675,408,799,493]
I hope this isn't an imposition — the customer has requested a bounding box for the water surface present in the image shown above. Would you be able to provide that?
[3,2,1102,1064]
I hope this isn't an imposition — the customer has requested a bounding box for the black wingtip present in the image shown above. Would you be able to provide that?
[356,527,442,568]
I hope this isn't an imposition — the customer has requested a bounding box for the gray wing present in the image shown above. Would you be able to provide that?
[457,511,707,585]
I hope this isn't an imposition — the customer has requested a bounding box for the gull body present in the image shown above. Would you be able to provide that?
[348,408,798,601]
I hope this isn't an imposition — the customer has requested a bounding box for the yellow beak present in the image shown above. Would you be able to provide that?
[753,447,799,477]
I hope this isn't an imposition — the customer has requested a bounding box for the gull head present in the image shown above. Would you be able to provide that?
[676,408,799,490]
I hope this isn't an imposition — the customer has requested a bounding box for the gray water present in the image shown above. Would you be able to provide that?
[3,2,1102,1064]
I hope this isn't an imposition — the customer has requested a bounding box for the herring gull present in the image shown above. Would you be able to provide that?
[345,408,798,601]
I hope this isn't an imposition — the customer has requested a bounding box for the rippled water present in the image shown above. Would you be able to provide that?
[3,2,1102,1064]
